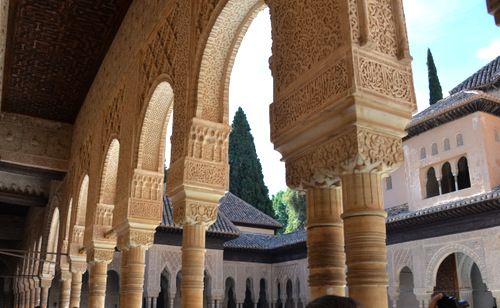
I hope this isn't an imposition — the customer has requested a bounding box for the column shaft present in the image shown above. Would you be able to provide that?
[120,250,128,308]
[341,173,388,308]
[89,262,109,308]
[305,186,346,299]
[70,272,83,308]
[29,288,35,308]
[59,278,72,308]
[181,225,207,308]
[40,286,49,308]
[125,246,147,308]
[34,287,40,307]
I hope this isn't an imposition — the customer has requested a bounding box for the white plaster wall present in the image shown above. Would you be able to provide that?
[383,165,408,208]
[480,113,500,189]
[403,112,493,212]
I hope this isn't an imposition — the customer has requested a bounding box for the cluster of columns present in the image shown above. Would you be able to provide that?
[303,169,390,307]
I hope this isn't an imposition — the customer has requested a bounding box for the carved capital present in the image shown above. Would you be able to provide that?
[286,126,403,190]
[86,248,114,264]
[60,269,72,281]
[69,258,87,274]
[117,229,155,251]
[172,201,218,227]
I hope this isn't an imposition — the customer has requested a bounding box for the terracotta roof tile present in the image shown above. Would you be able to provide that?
[450,55,500,95]
[218,192,282,229]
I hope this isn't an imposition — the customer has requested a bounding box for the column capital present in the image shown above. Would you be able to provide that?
[60,269,72,281]
[86,247,114,264]
[286,126,404,190]
[69,258,87,274]
[172,201,218,227]
[116,227,155,251]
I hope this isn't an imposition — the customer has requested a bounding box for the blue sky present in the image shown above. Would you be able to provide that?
[227,1,500,196]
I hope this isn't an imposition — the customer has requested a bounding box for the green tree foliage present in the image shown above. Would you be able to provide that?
[427,48,443,105]
[283,189,306,233]
[229,107,274,217]
[272,188,307,234]
[272,190,288,234]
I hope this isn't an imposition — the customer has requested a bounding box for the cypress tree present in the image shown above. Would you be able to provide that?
[427,48,443,105]
[228,107,274,217]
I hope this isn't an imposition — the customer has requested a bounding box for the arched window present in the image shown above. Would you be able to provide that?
[258,279,268,308]
[457,157,471,190]
[385,175,393,190]
[441,162,455,194]
[420,148,426,160]
[495,129,499,142]
[431,143,438,156]
[456,134,463,147]
[444,138,450,151]
[243,278,253,308]
[426,167,439,198]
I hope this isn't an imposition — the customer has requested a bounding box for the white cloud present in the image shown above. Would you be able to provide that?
[476,39,500,61]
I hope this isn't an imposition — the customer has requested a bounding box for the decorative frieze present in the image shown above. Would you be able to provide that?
[131,169,164,201]
[117,229,155,250]
[270,57,350,141]
[354,53,415,109]
[129,198,163,221]
[172,201,218,227]
[0,113,71,170]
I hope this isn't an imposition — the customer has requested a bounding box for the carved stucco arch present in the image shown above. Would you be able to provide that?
[456,252,475,289]
[197,0,267,123]
[137,78,174,172]
[99,139,120,205]
[425,243,489,293]
[42,206,60,276]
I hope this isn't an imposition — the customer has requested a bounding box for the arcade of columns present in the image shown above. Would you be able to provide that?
[10,0,416,307]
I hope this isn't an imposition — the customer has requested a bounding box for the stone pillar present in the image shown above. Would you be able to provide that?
[69,259,87,308]
[40,278,52,308]
[165,120,229,307]
[117,228,155,308]
[152,296,158,308]
[59,269,72,308]
[341,172,388,307]
[180,224,208,308]
[437,178,442,195]
[267,0,415,304]
[305,184,345,299]
[119,250,128,307]
[88,261,110,308]
[146,296,152,308]
[34,287,41,307]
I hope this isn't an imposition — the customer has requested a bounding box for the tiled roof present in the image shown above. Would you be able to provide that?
[218,192,283,229]
[160,195,240,236]
[404,90,500,140]
[386,185,500,224]
[450,55,500,95]
[223,229,306,250]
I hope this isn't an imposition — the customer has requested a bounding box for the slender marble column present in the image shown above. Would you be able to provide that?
[181,225,208,308]
[59,271,72,308]
[70,270,85,308]
[125,246,147,308]
[88,261,109,308]
[341,173,388,308]
[305,185,346,299]
[119,250,128,308]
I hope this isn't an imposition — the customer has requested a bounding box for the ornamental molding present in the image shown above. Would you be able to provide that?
[172,201,218,227]
[286,126,403,190]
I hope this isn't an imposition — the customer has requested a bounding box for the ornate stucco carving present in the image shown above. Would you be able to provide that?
[172,201,218,227]
[0,113,72,170]
[270,58,350,141]
[166,119,230,193]
[268,0,344,94]
[286,126,403,190]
